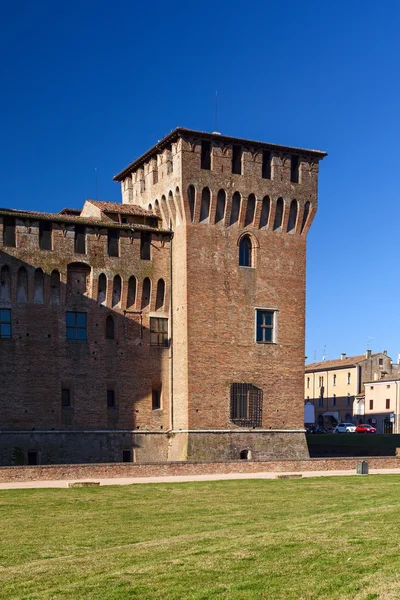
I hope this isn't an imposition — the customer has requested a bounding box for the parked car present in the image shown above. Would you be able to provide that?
[333,423,356,433]
[356,424,376,433]
[306,425,326,434]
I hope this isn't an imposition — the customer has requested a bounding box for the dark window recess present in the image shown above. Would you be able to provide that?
[150,317,168,347]
[3,216,16,247]
[74,225,86,254]
[230,193,241,225]
[232,145,242,175]
[256,310,274,343]
[27,451,38,466]
[300,201,310,234]
[140,232,151,260]
[201,140,211,170]
[39,221,52,250]
[108,229,119,257]
[230,383,263,427]
[66,311,87,341]
[370,400,373,410]
[152,389,161,410]
[107,390,116,408]
[262,150,271,179]
[290,155,299,183]
[273,198,284,230]
[61,388,71,408]
[122,450,132,462]
[239,236,252,267]
[106,315,115,339]
[0,308,11,339]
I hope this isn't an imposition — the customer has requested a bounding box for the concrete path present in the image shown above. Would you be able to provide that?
[1,468,400,490]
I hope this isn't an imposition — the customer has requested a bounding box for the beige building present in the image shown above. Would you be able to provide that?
[305,351,393,428]
[362,377,400,433]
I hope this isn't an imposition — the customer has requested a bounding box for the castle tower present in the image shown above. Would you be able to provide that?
[114,128,327,460]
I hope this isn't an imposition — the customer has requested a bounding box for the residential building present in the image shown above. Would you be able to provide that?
[362,377,400,433]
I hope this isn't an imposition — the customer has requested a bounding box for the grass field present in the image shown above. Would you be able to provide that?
[1,476,400,600]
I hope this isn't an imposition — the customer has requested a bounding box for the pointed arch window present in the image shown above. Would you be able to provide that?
[127,276,136,308]
[156,279,165,311]
[230,192,241,226]
[239,235,253,267]
[50,270,60,305]
[287,200,298,233]
[106,315,115,339]
[98,274,107,305]
[112,275,122,309]
[199,187,211,223]
[244,194,256,227]
[34,269,44,304]
[142,278,151,309]
[300,201,311,234]
[259,196,270,229]
[215,190,226,224]
[273,198,284,231]
[187,186,195,222]
[0,265,11,302]
[17,267,28,303]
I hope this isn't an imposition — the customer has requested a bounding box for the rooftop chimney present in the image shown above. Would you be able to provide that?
[366,350,372,359]
[383,350,388,356]
[341,353,346,360]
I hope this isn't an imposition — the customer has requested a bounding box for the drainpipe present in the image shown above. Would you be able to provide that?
[169,231,174,431]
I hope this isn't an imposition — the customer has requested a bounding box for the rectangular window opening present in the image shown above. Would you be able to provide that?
[370,399,374,410]
[255,309,276,343]
[386,399,390,409]
[3,216,16,247]
[290,155,299,183]
[150,317,168,347]
[27,451,38,466]
[39,221,52,250]
[152,387,161,410]
[230,383,263,427]
[107,389,116,408]
[262,150,271,179]
[0,309,12,339]
[122,450,132,462]
[108,229,119,257]
[61,388,71,408]
[66,311,87,342]
[201,141,211,170]
[140,232,151,260]
[232,145,242,175]
[74,225,86,254]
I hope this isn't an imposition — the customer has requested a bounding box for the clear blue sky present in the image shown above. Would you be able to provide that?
[1,0,399,363]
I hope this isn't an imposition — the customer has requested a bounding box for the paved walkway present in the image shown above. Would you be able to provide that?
[1,468,400,489]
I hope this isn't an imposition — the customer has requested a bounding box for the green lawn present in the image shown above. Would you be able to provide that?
[1,477,400,600]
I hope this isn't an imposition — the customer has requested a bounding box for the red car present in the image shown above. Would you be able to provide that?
[356,424,376,433]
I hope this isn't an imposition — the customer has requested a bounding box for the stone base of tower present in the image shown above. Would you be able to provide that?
[167,430,310,462]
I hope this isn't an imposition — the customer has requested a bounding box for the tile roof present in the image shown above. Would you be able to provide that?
[113,127,328,181]
[0,208,169,233]
[86,199,156,217]
[305,355,367,372]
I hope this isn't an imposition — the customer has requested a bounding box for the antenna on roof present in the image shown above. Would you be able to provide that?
[322,345,327,361]
[215,91,218,132]
[95,168,99,201]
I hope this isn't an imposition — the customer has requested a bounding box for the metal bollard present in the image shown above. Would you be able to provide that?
[356,460,369,475]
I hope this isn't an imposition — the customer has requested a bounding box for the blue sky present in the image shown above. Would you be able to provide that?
[1,0,399,362]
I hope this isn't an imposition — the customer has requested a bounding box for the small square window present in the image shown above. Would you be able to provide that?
[150,317,168,347]
[66,311,87,341]
[255,309,276,343]
[0,308,11,339]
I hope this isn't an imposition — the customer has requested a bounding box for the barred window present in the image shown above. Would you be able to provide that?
[0,309,11,339]
[150,317,168,347]
[230,383,263,427]
[66,311,87,341]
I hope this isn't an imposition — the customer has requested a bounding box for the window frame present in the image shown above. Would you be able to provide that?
[0,308,12,339]
[150,317,169,347]
[66,311,87,342]
[254,308,277,344]
[239,235,253,268]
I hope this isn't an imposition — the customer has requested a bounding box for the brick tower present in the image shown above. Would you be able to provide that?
[114,128,327,461]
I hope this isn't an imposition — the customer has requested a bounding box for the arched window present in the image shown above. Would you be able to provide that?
[259,196,270,229]
[187,185,195,222]
[230,192,241,225]
[142,278,151,309]
[127,276,136,308]
[50,270,60,305]
[155,279,165,311]
[34,268,44,304]
[199,187,210,223]
[215,189,226,224]
[105,315,115,339]
[112,275,122,309]
[239,235,252,267]
[244,194,256,227]
[17,267,28,303]
[273,198,284,231]
[98,274,107,305]
[0,265,11,302]
[300,201,311,234]
[287,200,298,233]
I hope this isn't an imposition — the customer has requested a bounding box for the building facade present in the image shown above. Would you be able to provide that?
[362,377,400,433]
[0,128,326,465]
[305,351,394,428]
